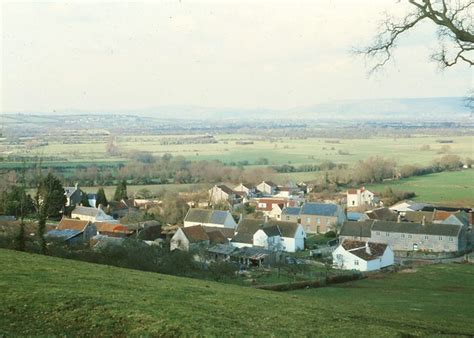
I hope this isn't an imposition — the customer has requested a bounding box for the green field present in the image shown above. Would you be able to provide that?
[368,169,474,206]
[5,134,473,167]
[1,249,473,336]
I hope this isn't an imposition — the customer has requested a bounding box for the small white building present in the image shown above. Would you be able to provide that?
[234,183,256,196]
[347,187,377,208]
[170,225,210,252]
[256,181,278,196]
[332,239,394,272]
[184,208,237,229]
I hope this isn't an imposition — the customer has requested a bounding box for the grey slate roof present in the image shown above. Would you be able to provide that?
[207,244,238,255]
[262,225,281,237]
[282,207,301,216]
[301,203,338,216]
[366,207,398,221]
[371,220,462,237]
[340,220,374,238]
[185,209,230,225]
[46,229,82,240]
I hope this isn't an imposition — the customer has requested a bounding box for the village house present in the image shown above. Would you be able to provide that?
[346,187,379,208]
[281,207,301,223]
[170,225,229,252]
[107,199,139,219]
[184,208,237,229]
[389,200,431,213]
[233,183,256,196]
[339,220,374,242]
[332,239,394,272]
[96,222,134,238]
[231,218,306,252]
[170,225,210,251]
[370,220,468,253]
[46,218,97,244]
[256,181,278,196]
[346,212,370,222]
[208,185,239,206]
[254,198,297,217]
[71,206,116,223]
[300,202,346,234]
[64,183,82,207]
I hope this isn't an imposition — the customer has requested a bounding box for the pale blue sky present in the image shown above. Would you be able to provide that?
[1,0,472,113]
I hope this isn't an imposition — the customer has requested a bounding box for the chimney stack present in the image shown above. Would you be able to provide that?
[397,214,401,223]
[365,242,371,255]
[264,215,269,223]
[422,215,426,226]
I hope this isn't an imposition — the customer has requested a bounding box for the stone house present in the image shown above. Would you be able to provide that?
[300,202,346,234]
[346,187,379,208]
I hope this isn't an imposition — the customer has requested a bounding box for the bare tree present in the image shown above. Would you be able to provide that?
[358,0,474,73]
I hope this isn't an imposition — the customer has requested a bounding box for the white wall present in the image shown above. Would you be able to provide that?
[170,229,190,251]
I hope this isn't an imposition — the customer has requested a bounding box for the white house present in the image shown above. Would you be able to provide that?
[184,208,237,229]
[332,239,394,272]
[64,183,82,207]
[170,225,210,251]
[208,185,238,206]
[347,187,378,208]
[256,181,278,195]
[71,206,115,223]
[234,183,256,196]
[231,218,305,253]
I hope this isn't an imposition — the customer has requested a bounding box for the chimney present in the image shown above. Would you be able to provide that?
[264,215,269,223]
[422,215,426,226]
[365,242,371,255]
[75,182,79,190]
[239,213,243,223]
[397,214,401,223]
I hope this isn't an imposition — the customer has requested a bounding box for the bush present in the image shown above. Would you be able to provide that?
[208,261,237,281]
[324,231,337,238]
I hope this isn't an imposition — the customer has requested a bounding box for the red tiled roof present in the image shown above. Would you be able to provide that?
[433,210,454,221]
[347,189,357,194]
[57,218,89,231]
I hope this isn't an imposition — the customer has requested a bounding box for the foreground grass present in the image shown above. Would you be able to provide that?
[1,250,473,336]
[368,169,474,206]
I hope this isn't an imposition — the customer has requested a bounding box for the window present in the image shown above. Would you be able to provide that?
[286,216,290,221]
[424,235,429,240]
[306,217,311,223]
[449,237,454,242]
[336,254,343,260]
[386,232,390,237]
[352,201,355,205]
[401,234,405,238]
[376,231,380,235]
[317,217,321,224]
[439,236,443,241]
[354,260,359,266]
[408,234,412,238]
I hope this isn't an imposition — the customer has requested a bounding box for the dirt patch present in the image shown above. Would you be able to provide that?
[398,268,418,273]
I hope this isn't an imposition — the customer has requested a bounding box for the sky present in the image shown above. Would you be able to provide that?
[1,0,472,113]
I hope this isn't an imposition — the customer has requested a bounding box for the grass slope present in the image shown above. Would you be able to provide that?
[1,250,473,336]
[368,169,474,206]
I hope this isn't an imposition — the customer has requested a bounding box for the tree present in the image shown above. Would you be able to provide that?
[0,186,34,218]
[113,180,128,201]
[35,173,66,253]
[96,187,108,207]
[358,0,473,73]
[80,189,90,207]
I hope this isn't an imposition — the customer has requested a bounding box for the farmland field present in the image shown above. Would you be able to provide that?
[3,134,473,167]
[0,249,473,336]
[367,169,474,206]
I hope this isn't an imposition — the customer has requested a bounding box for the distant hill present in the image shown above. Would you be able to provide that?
[128,96,472,120]
[4,97,471,121]
[1,249,473,336]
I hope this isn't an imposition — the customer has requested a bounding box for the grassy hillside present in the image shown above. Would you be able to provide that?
[1,249,473,336]
[368,169,474,206]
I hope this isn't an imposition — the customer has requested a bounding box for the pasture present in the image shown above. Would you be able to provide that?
[0,249,473,336]
[368,169,474,206]
[3,134,473,167]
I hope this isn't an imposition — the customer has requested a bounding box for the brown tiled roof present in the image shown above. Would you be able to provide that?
[347,189,357,194]
[57,218,90,231]
[403,211,434,223]
[96,222,131,234]
[203,226,235,238]
[366,207,398,221]
[341,239,388,261]
[182,225,209,243]
[217,185,235,195]
[433,210,454,221]
[206,230,228,244]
